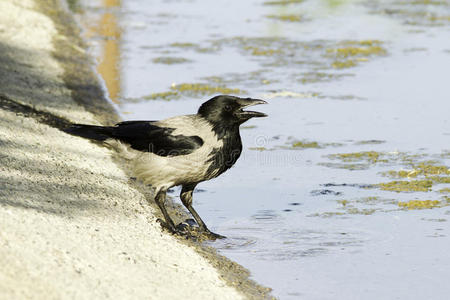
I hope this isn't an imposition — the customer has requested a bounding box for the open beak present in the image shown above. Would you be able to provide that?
[237,98,268,118]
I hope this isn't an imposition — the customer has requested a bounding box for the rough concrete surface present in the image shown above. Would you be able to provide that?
[0,0,259,299]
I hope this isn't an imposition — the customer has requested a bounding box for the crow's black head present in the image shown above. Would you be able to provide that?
[198,95,267,126]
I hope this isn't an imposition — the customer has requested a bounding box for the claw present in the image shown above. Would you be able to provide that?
[157,219,225,240]
[157,218,178,234]
[175,222,189,232]
[204,230,226,240]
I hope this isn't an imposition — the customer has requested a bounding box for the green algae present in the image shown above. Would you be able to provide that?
[248,137,343,152]
[244,46,282,56]
[152,57,192,64]
[308,212,346,218]
[313,196,400,218]
[328,45,386,58]
[398,200,441,209]
[315,149,449,215]
[428,15,450,21]
[379,180,433,192]
[309,207,377,218]
[323,151,449,178]
[328,151,384,163]
[149,37,388,104]
[201,70,275,89]
[372,4,450,27]
[384,170,417,178]
[233,70,271,83]
[382,163,450,191]
[292,141,321,149]
[327,40,387,69]
[141,91,180,101]
[124,83,244,102]
[249,147,269,151]
[430,176,450,184]
[327,95,366,100]
[299,72,354,84]
[266,14,303,22]
[171,83,244,96]
[354,196,396,206]
[170,42,197,48]
[441,150,450,158]
[159,37,389,87]
[337,199,349,206]
[211,37,386,71]
[331,60,358,69]
[318,162,371,170]
[346,208,377,215]
[384,163,450,178]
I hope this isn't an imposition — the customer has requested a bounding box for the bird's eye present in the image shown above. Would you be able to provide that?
[225,105,232,111]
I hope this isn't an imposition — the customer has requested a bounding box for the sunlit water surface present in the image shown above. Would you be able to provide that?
[77,0,450,298]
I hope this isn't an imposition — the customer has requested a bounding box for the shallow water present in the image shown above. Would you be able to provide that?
[76,0,450,298]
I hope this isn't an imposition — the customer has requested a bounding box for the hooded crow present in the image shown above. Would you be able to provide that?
[65,95,267,239]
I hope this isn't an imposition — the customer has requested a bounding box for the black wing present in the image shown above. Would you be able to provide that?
[112,121,204,156]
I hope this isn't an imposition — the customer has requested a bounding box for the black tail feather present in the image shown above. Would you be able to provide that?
[64,124,115,141]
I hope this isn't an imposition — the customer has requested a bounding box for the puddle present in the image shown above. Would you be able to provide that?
[75,0,450,299]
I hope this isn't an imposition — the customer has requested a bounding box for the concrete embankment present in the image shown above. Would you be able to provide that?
[0,1,270,299]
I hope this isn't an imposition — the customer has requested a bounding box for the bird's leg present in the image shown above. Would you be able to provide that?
[154,189,177,233]
[180,185,226,240]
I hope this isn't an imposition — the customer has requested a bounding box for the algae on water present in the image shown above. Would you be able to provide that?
[379,180,433,192]
[398,200,441,209]
[124,83,245,102]
[171,83,244,96]
[152,57,192,64]
[326,40,387,69]
[292,141,321,149]
[328,151,384,163]
[266,15,303,22]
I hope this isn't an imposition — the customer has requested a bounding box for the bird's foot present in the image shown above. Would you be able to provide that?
[157,218,196,238]
[157,219,225,240]
[179,219,226,240]
[203,229,226,240]
[157,218,180,235]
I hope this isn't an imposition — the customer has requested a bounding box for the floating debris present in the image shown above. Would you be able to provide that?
[311,189,342,196]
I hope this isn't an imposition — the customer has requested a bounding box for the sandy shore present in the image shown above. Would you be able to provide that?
[0,0,270,299]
